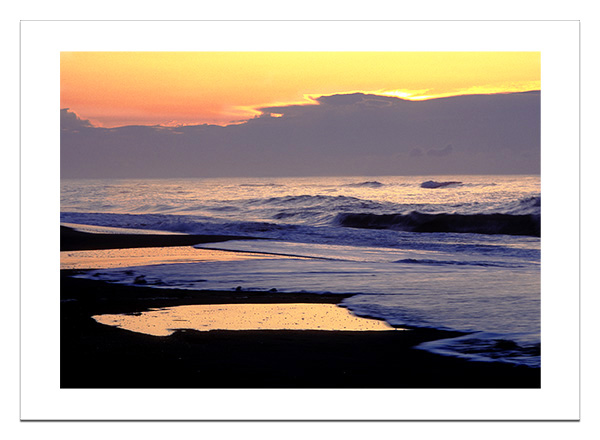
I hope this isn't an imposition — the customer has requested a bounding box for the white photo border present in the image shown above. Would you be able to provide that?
[20,20,579,420]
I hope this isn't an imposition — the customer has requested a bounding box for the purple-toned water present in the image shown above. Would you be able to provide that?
[61,175,540,367]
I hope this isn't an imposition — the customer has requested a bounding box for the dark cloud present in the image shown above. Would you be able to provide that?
[60,108,93,132]
[61,91,540,178]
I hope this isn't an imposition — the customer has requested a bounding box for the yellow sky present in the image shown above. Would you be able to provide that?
[60,52,540,127]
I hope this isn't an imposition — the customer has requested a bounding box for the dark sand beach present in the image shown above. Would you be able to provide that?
[61,225,261,251]
[60,226,540,388]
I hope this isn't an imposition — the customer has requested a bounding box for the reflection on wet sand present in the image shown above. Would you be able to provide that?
[60,246,282,270]
[93,303,397,336]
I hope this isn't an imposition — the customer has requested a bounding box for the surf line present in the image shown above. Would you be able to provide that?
[193,243,348,262]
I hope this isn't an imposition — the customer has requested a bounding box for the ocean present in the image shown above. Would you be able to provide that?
[60,175,541,368]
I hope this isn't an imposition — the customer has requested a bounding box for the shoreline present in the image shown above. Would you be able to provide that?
[60,226,541,388]
[60,225,263,252]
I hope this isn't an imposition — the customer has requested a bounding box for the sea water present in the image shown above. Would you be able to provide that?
[61,175,540,367]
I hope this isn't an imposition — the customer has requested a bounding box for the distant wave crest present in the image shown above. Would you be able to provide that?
[420,180,462,189]
[334,211,540,237]
[344,181,385,188]
[259,194,361,205]
[239,183,284,188]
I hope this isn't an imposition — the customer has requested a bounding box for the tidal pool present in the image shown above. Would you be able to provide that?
[92,303,397,336]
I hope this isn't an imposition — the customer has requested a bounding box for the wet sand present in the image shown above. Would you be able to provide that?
[60,226,540,388]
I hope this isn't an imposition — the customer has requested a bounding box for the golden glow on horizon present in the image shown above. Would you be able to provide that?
[61,52,540,127]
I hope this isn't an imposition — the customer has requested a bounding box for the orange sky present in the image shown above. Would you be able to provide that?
[60,52,540,127]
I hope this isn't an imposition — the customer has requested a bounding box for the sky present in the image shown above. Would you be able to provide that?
[60,52,540,178]
[61,52,540,127]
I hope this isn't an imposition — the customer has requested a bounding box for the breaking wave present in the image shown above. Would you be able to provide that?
[334,211,540,237]
[251,194,388,211]
[504,195,541,215]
